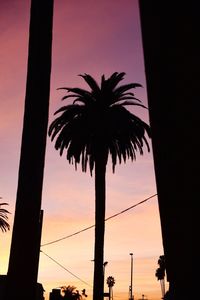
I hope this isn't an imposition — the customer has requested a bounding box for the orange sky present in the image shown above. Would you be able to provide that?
[0,1,167,299]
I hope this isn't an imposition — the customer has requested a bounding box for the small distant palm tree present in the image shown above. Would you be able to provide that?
[155,255,166,298]
[61,285,86,300]
[0,201,10,232]
[107,276,115,300]
[48,72,151,300]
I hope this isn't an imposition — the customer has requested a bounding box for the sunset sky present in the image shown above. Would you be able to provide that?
[0,1,166,299]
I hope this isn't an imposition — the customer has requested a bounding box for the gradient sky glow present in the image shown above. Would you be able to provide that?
[0,1,166,299]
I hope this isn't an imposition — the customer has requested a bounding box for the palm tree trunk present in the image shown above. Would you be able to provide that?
[93,152,107,300]
[160,279,165,299]
[5,1,53,300]
[139,2,198,299]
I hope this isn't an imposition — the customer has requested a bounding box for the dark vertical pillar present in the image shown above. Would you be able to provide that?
[6,1,54,300]
[139,1,199,299]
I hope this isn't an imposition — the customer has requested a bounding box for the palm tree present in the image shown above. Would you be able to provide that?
[6,1,53,300]
[61,285,86,300]
[0,201,10,232]
[155,255,165,299]
[139,3,198,299]
[48,72,151,300]
[106,276,115,300]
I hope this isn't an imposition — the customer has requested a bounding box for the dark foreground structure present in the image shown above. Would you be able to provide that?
[139,2,198,299]
[0,275,45,300]
[4,1,53,300]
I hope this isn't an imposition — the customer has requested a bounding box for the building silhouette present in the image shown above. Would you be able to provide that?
[49,288,61,300]
[0,275,45,300]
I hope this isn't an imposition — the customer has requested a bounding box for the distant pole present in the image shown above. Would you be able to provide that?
[129,253,134,300]
[103,261,108,292]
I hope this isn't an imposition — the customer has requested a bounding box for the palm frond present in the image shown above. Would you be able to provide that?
[59,87,92,98]
[58,87,96,106]
[79,73,100,95]
[59,95,78,101]
[112,100,147,109]
[107,72,126,90]
[49,72,151,174]
[114,83,142,96]
[0,203,10,232]
[101,74,106,89]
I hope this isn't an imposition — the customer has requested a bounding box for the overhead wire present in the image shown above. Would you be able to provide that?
[40,193,157,286]
[41,193,157,247]
[40,249,92,287]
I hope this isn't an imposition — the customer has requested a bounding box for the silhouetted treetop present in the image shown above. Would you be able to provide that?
[0,202,10,232]
[61,285,87,300]
[49,72,151,175]
[155,255,166,280]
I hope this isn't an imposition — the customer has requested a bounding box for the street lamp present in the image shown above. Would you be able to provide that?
[129,253,134,300]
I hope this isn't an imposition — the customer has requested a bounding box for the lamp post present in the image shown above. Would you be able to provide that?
[129,253,134,300]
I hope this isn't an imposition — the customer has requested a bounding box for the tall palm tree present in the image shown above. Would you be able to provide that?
[139,3,198,299]
[48,72,151,300]
[6,1,53,300]
[0,201,10,232]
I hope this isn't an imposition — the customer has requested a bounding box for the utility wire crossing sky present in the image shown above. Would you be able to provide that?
[40,193,157,288]
[41,193,157,247]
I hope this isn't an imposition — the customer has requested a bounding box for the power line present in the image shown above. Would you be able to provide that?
[41,193,157,247]
[40,194,157,288]
[40,250,92,287]
[105,193,157,222]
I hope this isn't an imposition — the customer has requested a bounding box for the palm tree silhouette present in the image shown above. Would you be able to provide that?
[0,201,10,232]
[61,285,83,300]
[60,285,87,300]
[48,72,151,300]
[6,1,54,299]
[155,255,165,299]
[106,276,115,300]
